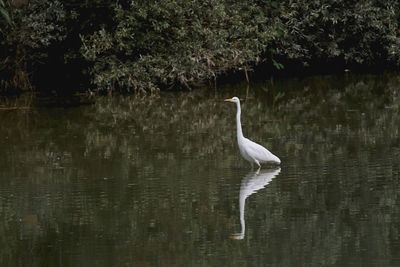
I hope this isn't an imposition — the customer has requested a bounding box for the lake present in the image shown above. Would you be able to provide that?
[0,73,399,266]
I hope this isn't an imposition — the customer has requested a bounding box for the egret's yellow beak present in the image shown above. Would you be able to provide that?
[224,98,234,102]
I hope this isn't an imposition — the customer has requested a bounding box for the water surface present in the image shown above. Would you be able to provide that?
[1,74,400,266]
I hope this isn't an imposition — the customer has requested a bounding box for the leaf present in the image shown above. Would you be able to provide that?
[272,59,284,70]
[0,8,11,25]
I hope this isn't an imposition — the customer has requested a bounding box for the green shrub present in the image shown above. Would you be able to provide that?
[273,0,400,65]
[81,0,276,93]
[1,0,400,94]
[0,0,11,27]
[0,0,68,92]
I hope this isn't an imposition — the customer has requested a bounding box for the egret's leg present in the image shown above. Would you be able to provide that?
[255,160,261,170]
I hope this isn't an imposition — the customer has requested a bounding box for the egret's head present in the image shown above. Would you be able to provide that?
[224,96,240,103]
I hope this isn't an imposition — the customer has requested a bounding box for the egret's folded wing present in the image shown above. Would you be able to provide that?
[245,139,278,162]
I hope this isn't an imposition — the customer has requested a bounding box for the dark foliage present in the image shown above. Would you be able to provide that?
[0,0,400,94]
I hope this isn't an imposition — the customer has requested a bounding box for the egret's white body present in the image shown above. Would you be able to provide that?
[225,97,281,168]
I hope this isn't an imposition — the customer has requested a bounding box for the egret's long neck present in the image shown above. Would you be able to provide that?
[236,101,244,139]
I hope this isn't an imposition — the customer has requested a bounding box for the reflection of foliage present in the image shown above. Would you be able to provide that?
[0,74,400,265]
[91,74,400,161]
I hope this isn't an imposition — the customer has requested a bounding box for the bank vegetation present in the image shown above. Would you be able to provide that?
[1,0,399,95]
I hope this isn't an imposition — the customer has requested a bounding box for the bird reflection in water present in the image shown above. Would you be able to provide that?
[230,168,281,240]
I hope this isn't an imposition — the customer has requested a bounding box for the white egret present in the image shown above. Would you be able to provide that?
[224,97,281,168]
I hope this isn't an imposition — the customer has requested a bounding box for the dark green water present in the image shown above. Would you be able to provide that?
[1,74,400,266]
